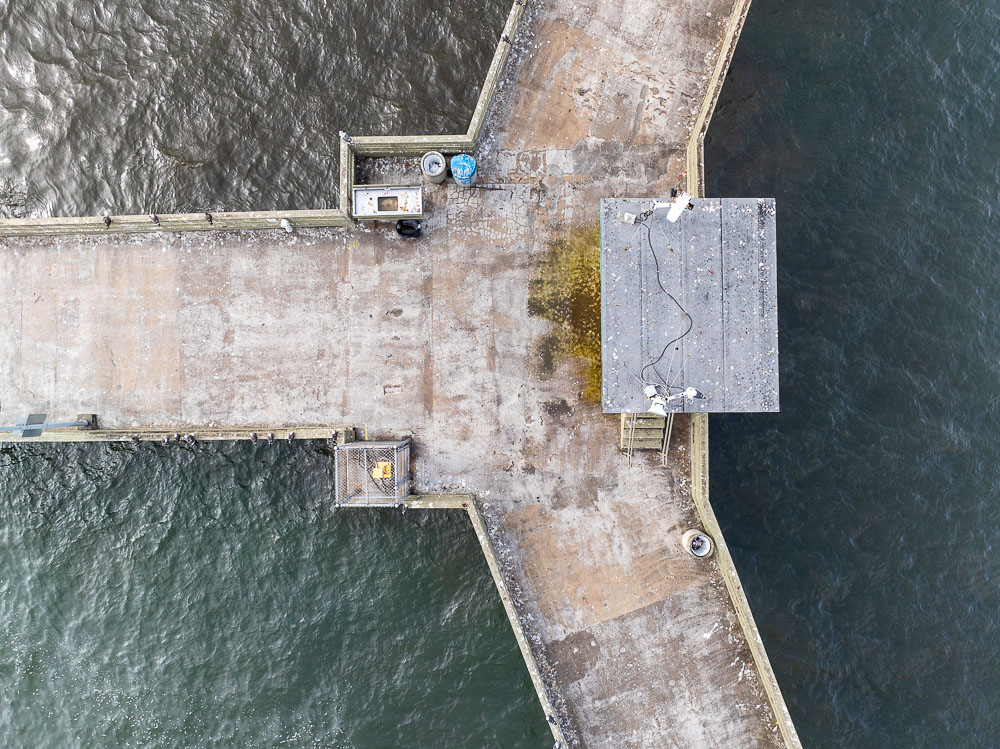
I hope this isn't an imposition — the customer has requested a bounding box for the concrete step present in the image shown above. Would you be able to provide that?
[620,413,667,451]
[626,427,665,438]
[628,439,666,450]
[622,414,667,426]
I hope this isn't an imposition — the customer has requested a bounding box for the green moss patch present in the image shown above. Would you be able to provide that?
[527,224,602,401]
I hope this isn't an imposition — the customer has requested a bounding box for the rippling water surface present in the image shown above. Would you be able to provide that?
[0,0,507,216]
[0,2,549,745]
[708,0,1000,745]
[0,441,549,746]
[7,0,997,744]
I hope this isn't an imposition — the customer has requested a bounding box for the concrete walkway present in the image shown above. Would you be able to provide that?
[0,1,792,747]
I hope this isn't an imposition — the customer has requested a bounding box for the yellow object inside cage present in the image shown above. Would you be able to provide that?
[371,461,393,480]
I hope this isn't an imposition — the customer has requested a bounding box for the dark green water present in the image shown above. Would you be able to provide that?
[0,442,550,746]
[0,0,508,215]
[4,0,999,745]
[707,0,1000,745]
[0,3,552,745]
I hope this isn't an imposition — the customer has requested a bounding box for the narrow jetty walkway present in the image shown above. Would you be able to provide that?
[0,1,798,746]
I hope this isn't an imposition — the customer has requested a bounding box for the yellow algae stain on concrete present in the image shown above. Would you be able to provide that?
[528,224,602,401]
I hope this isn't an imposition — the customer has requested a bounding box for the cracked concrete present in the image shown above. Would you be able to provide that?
[0,0,792,746]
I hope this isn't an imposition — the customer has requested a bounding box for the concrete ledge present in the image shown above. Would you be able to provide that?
[0,426,355,443]
[402,494,470,510]
[689,414,802,749]
[0,0,524,238]
[465,499,566,746]
[467,0,527,143]
[681,3,801,744]
[0,209,350,237]
[686,0,753,197]
[349,134,476,157]
[340,140,356,222]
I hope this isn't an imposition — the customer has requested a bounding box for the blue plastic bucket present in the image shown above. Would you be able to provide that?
[450,154,477,186]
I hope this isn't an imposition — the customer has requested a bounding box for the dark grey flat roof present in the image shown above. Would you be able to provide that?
[601,197,779,414]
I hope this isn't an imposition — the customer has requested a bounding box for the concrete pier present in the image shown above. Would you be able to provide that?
[0,0,798,746]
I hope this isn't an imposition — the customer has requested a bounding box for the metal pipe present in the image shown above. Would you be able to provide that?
[0,418,89,435]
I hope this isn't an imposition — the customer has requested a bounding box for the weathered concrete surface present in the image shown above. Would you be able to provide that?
[601,197,779,414]
[0,1,794,747]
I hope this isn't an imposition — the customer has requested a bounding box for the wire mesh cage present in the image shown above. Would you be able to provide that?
[333,439,412,506]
